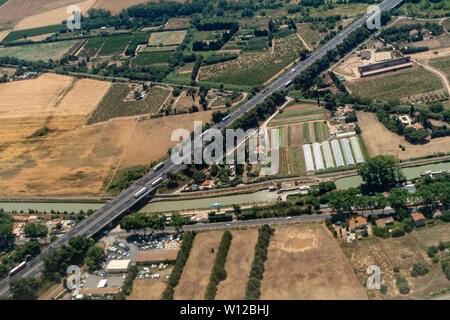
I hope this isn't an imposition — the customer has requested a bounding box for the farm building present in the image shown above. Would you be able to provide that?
[411,212,426,227]
[358,57,413,77]
[376,216,394,227]
[78,287,121,298]
[106,259,131,273]
[349,216,368,232]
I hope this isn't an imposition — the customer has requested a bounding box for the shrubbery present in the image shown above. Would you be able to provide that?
[411,263,429,277]
[396,276,410,294]
[245,225,275,300]
[162,231,197,300]
[205,230,233,299]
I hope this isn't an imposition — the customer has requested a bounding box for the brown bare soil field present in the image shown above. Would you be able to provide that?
[357,111,450,160]
[290,124,303,146]
[340,224,450,299]
[0,0,78,26]
[0,73,110,118]
[172,90,200,111]
[135,248,179,263]
[259,222,367,300]
[13,0,96,30]
[173,230,223,300]
[119,111,214,169]
[215,228,259,300]
[164,17,190,30]
[128,267,173,300]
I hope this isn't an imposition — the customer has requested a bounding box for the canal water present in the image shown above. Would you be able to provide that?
[1,162,448,214]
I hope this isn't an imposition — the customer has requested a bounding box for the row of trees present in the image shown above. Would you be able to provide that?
[120,212,186,232]
[205,230,233,299]
[245,225,274,300]
[162,231,197,299]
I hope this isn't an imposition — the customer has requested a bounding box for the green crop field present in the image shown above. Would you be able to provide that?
[199,34,303,86]
[346,66,443,101]
[0,40,77,61]
[273,107,324,120]
[86,84,171,124]
[269,114,325,126]
[2,24,66,43]
[79,37,105,57]
[303,123,310,143]
[148,30,187,46]
[133,51,172,65]
[98,34,131,56]
[143,46,177,52]
[288,146,304,176]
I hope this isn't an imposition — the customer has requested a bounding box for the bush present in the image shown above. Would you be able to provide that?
[391,225,405,238]
[428,245,439,258]
[393,267,400,273]
[432,256,439,264]
[441,256,450,280]
[396,276,410,295]
[204,230,233,300]
[161,231,197,300]
[380,284,388,294]
[411,263,429,277]
[373,225,390,239]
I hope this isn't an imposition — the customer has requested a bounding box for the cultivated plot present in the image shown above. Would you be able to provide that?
[259,223,367,300]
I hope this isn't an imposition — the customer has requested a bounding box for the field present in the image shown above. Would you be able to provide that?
[215,228,259,300]
[86,84,171,125]
[98,34,131,56]
[164,17,191,30]
[259,223,367,300]
[0,40,77,61]
[92,0,151,14]
[1,24,66,43]
[0,108,215,195]
[78,37,104,57]
[0,73,110,118]
[296,23,321,49]
[148,30,187,46]
[133,51,172,66]
[268,103,328,127]
[346,65,443,101]
[13,0,96,31]
[0,0,81,27]
[429,55,450,81]
[173,230,223,300]
[128,266,173,300]
[198,34,303,87]
[340,223,450,299]
[357,111,450,160]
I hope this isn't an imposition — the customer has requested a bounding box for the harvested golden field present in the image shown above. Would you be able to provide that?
[0,73,110,118]
[164,17,191,30]
[357,111,450,160]
[259,223,367,300]
[118,110,215,169]
[173,230,223,300]
[0,106,213,195]
[0,119,136,195]
[13,0,96,30]
[0,30,9,41]
[340,223,450,299]
[215,228,259,300]
[0,0,79,27]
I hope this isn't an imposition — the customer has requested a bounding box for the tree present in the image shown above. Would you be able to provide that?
[358,155,404,192]
[0,264,9,279]
[23,222,48,240]
[148,213,166,231]
[375,193,388,213]
[84,245,105,271]
[170,212,185,232]
[10,277,40,300]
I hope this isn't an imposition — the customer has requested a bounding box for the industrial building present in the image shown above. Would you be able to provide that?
[358,57,413,77]
[105,259,131,273]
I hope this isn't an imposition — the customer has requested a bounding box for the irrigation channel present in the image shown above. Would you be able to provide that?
[1,162,449,214]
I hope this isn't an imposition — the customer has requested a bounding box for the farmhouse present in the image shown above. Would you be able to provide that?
[358,57,413,77]
[411,212,426,227]
[349,216,367,232]
[376,216,394,227]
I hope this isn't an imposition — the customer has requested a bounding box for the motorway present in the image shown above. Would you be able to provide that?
[0,0,404,296]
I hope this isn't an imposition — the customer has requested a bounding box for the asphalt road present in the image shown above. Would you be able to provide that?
[0,0,404,296]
